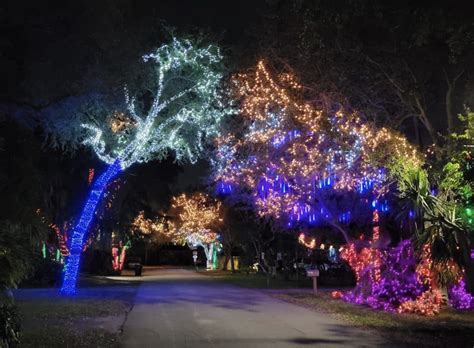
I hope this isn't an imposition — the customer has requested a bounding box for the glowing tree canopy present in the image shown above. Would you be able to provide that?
[168,192,222,269]
[132,192,222,269]
[212,61,420,239]
[133,211,165,234]
[168,193,222,242]
[61,38,230,294]
[82,38,229,167]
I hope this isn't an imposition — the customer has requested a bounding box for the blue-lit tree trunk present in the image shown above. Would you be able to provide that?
[60,160,122,294]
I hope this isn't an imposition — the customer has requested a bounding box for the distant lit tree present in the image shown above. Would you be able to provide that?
[168,193,222,270]
[133,192,223,269]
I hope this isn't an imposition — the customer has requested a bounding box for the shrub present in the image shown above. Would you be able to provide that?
[0,300,20,347]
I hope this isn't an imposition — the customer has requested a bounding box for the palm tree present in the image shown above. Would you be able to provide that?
[394,161,473,292]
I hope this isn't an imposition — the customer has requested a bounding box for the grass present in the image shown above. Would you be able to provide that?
[199,269,315,289]
[274,292,474,347]
[19,325,119,348]
[16,284,138,347]
[19,298,130,320]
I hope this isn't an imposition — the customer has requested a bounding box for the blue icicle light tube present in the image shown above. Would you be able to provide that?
[61,160,122,294]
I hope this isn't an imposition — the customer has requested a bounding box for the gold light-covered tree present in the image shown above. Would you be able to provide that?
[169,193,222,242]
[169,193,222,269]
[132,192,222,269]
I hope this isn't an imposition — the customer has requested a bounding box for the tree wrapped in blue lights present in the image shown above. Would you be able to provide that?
[61,38,230,294]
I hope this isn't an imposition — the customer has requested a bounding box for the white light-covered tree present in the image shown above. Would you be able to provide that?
[61,38,230,294]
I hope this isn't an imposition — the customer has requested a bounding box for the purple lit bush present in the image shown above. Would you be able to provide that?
[343,240,425,312]
[448,279,474,310]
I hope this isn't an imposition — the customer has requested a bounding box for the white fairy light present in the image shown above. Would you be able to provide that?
[81,37,231,169]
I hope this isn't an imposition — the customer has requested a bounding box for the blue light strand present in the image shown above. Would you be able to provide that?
[60,160,122,295]
[216,181,233,195]
[271,129,301,148]
[338,211,351,224]
[220,166,391,228]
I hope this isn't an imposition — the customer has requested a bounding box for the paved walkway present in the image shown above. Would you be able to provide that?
[120,268,385,347]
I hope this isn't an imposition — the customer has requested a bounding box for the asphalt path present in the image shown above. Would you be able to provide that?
[120,268,384,347]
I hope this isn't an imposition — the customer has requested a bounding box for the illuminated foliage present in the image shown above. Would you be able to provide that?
[212,61,419,235]
[132,192,223,269]
[168,192,222,245]
[391,154,472,293]
[81,38,231,168]
[449,279,474,309]
[342,240,425,312]
[132,211,170,237]
[342,239,472,315]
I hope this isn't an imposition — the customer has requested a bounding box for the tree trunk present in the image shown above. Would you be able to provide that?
[413,116,422,148]
[295,248,299,283]
[222,250,230,271]
[61,160,122,294]
[328,220,350,244]
[203,243,214,270]
[444,69,463,152]
[230,253,235,273]
[446,82,455,138]
[144,243,148,266]
[414,96,438,146]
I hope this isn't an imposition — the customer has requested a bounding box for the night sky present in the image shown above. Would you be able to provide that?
[1,0,473,213]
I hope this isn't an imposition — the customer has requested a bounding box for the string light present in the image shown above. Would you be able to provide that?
[50,223,70,257]
[112,241,131,271]
[298,233,316,249]
[88,168,95,186]
[340,212,382,283]
[42,242,47,259]
[36,209,70,257]
[61,160,122,294]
